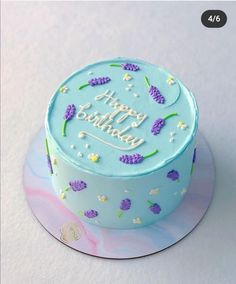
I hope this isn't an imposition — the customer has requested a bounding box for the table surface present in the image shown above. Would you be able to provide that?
[2,2,236,284]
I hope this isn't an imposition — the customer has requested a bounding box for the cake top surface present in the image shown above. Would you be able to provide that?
[46,57,198,177]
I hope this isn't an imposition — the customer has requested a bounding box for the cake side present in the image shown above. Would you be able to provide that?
[45,57,198,229]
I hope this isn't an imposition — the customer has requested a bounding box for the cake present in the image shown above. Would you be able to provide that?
[45,57,198,229]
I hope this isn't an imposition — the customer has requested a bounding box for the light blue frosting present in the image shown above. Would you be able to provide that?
[46,58,198,177]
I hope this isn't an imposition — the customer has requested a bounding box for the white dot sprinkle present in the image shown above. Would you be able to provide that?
[124,189,130,193]
[170,132,176,137]
[77,152,83,157]
[133,93,139,97]
[128,84,134,88]
[70,145,76,149]
[78,132,85,138]
[169,137,175,143]
[88,71,93,75]
[85,144,90,149]
[125,87,131,91]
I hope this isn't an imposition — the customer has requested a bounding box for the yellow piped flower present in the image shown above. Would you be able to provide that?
[133,217,142,224]
[97,195,108,202]
[59,85,69,93]
[177,121,188,130]
[123,73,132,81]
[88,153,100,163]
[166,76,175,85]
[60,192,66,199]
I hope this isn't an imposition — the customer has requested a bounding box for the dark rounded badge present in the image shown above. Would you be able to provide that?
[201,10,227,28]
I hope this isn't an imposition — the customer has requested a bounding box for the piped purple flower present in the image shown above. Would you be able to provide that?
[144,76,165,104]
[110,62,140,71]
[45,139,53,175]
[120,198,131,210]
[79,77,111,90]
[62,104,76,137]
[147,200,161,214]
[119,149,159,165]
[167,170,179,181]
[69,180,87,192]
[117,198,132,218]
[84,210,98,218]
[151,113,178,135]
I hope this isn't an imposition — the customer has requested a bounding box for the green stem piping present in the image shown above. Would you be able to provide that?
[117,211,123,218]
[144,76,150,87]
[147,200,153,206]
[143,149,159,159]
[45,139,50,155]
[190,164,194,175]
[62,120,67,137]
[164,112,178,120]
[110,63,121,67]
[79,83,89,90]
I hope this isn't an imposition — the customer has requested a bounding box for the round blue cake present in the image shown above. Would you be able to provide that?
[45,57,198,229]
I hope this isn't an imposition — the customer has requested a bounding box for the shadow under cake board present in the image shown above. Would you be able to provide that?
[23,128,215,259]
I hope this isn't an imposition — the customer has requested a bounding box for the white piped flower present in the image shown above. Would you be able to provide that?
[133,217,142,224]
[149,188,160,195]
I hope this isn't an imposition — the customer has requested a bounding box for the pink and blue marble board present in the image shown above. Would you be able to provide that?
[23,128,215,259]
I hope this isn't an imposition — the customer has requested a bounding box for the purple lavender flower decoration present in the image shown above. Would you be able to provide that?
[144,76,165,104]
[110,62,140,71]
[147,200,161,214]
[45,139,53,175]
[149,85,165,104]
[62,104,76,137]
[84,210,98,218]
[151,118,165,135]
[119,153,144,164]
[121,63,140,71]
[119,149,159,165]
[79,76,111,90]
[151,113,178,135]
[167,170,179,181]
[120,198,131,210]
[69,180,87,192]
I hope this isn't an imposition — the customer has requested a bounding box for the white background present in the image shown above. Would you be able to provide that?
[2,2,236,284]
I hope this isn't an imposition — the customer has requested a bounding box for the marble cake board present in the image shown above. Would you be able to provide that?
[23,128,215,259]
